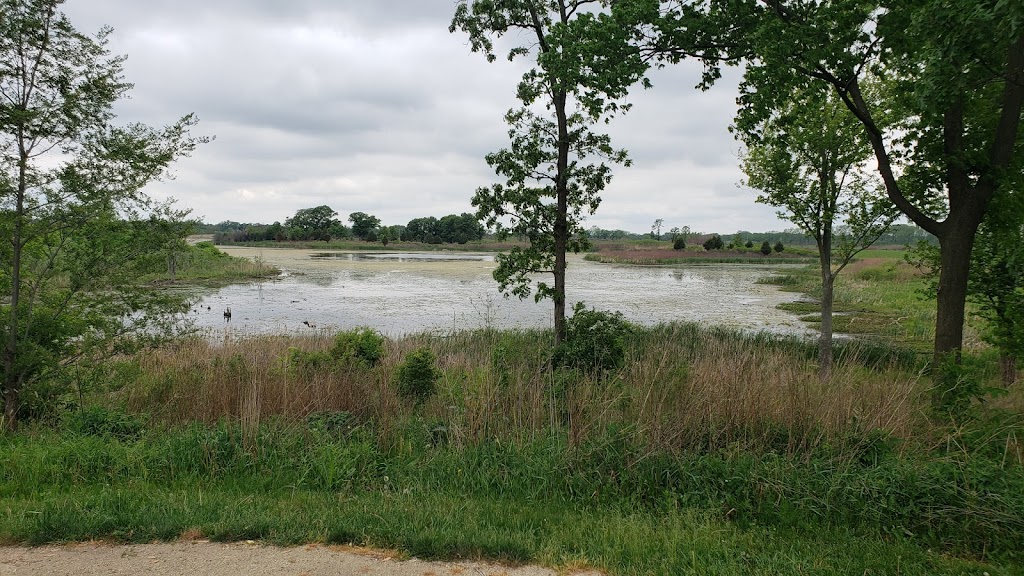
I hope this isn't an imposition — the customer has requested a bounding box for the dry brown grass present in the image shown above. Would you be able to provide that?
[121,326,939,454]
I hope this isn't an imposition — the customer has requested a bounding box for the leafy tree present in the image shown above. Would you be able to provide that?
[451,0,646,344]
[702,234,723,251]
[0,0,207,430]
[404,217,439,243]
[285,205,339,241]
[348,211,381,241]
[773,241,784,253]
[740,87,896,379]
[745,240,754,249]
[620,0,1024,383]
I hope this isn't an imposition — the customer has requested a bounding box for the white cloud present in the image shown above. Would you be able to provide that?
[61,0,788,233]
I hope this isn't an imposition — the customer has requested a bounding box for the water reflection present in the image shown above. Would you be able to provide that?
[189,248,813,338]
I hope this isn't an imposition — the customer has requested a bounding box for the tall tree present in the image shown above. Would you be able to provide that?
[348,211,381,241]
[285,205,340,241]
[739,86,896,380]
[451,0,646,343]
[0,0,206,430]
[620,0,1024,372]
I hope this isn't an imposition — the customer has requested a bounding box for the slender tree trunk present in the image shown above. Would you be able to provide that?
[4,146,27,432]
[817,238,834,382]
[553,87,570,345]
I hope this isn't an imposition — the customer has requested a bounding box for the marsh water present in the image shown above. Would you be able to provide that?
[187,248,814,337]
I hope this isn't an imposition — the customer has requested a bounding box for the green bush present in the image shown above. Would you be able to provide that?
[774,241,785,253]
[553,304,634,373]
[702,234,724,251]
[672,237,686,250]
[63,406,146,442]
[330,328,385,368]
[396,347,438,404]
[760,241,772,256]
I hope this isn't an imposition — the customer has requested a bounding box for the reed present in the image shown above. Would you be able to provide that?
[118,324,940,457]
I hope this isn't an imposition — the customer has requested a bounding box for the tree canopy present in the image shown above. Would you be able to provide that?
[616,0,1024,368]
[451,0,647,343]
[0,0,207,429]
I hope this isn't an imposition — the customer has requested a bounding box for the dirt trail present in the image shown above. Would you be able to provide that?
[0,542,602,576]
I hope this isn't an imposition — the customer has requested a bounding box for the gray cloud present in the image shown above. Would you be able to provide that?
[60,1,787,232]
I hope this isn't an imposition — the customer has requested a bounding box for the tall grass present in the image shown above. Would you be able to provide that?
[115,324,935,457]
[8,323,1024,566]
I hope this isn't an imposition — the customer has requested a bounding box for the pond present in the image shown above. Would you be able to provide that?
[186,248,815,337]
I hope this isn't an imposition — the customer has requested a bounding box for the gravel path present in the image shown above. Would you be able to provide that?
[0,542,603,576]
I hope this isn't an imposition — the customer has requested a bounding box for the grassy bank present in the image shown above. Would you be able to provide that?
[141,242,279,285]
[761,256,970,352]
[6,324,1024,572]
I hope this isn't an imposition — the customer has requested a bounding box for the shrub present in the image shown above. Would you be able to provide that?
[553,304,635,373]
[330,328,385,368]
[673,237,686,250]
[760,241,772,256]
[396,347,438,405]
[702,234,724,251]
[745,240,754,248]
[63,406,146,441]
[774,241,785,253]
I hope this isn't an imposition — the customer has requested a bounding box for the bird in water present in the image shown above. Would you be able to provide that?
[224,307,232,321]
[302,320,316,329]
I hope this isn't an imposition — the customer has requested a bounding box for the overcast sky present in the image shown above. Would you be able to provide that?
[62,0,791,234]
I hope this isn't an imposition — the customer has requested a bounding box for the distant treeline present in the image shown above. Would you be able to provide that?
[586,223,935,247]
[203,206,484,245]
[199,209,932,248]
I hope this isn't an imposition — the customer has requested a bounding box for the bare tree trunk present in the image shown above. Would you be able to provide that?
[818,248,834,383]
[553,83,570,345]
[1001,353,1018,387]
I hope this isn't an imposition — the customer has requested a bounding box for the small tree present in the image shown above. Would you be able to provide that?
[774,241,784,253]
[651,218,664,240]
[741,87,895,380]
[451,0,645,344]
[702,234,724,251]
[1,1,207,430]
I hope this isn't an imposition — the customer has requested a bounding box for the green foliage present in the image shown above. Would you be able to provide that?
[62,407,146,442]
[287,329,386,373]
[760,241,772,256]
[396,348,438,405]
[702,234,724,251]
[451,0,646,339]
[0,1,206,429]
[552,304,634,373]
[745,240,754,248]
[330,328,385,368]
[672,236,686,250]
[285,205,340,241]
[774,241,784,253]
[348,212,381,241]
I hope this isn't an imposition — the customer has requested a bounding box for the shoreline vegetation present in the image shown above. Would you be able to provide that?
[144,242,280,286]
[5,243,1022,573]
